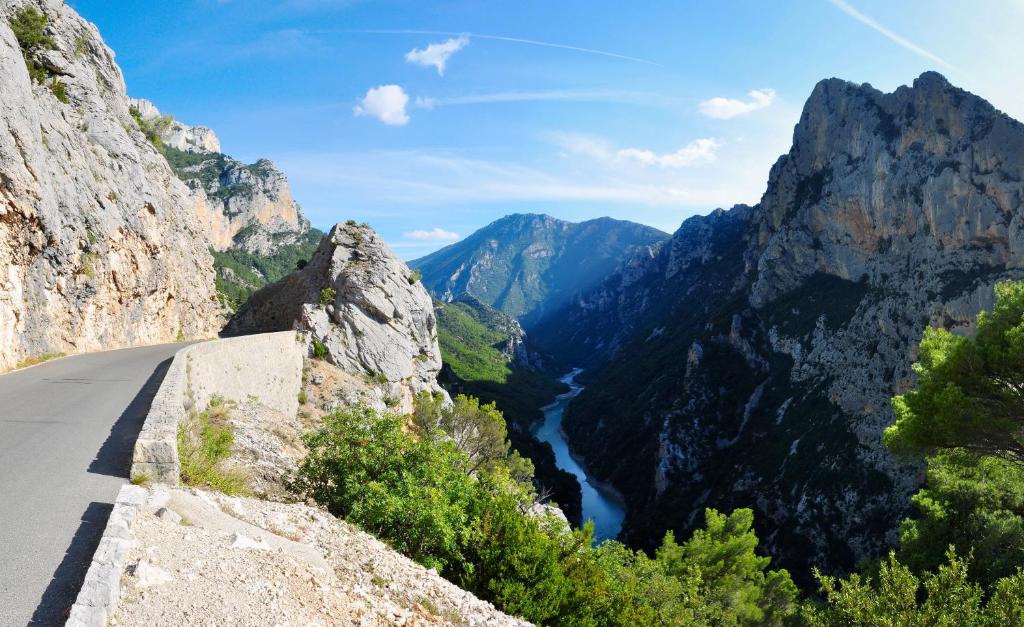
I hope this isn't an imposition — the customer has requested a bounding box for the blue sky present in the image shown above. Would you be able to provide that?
[69,0,1024,258]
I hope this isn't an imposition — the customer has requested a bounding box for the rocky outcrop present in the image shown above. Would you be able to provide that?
[131,98,311,255]
[414,214,668,328]
[128,98,220,153]
[540,72,1024,583]
[225,222,446,411]
[0,0,219,370]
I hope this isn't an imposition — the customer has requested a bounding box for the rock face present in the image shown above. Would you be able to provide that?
[225,223,446,410]
[537,72,1024,583]
[131,98,311,255]
[413,214,668,328]
[0,0,219,370]
[128,98,220,153]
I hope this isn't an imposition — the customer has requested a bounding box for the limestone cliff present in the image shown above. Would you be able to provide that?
[0,0,219,370]
[225,223,446,411]
[130,98,312,256]
[537,72,1024,582]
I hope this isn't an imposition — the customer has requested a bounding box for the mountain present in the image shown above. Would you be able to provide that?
[536,72,1024,583]
[0,0,220,370]
[128,98,322,312]
[413,214,668,328]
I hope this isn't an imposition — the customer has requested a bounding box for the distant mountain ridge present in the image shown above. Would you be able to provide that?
[413,214,668,328]
[536,71,1024,583]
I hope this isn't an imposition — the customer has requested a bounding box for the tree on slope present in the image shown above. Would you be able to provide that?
[886,280,1024,463]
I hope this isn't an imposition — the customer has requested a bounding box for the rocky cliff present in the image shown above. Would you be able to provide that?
[0,0,219,370]
[130,98,312,256]
[225,222,446,411]
[414,214,668,328]
[537,72,1024,583]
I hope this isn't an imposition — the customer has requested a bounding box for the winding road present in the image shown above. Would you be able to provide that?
[0,344,184,626]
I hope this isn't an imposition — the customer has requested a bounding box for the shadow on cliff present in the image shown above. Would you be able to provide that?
[87,356,172,478]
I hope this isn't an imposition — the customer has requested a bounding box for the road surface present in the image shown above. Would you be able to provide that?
[0,344,185,626]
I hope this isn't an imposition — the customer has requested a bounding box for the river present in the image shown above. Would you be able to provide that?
[532,368,626,542]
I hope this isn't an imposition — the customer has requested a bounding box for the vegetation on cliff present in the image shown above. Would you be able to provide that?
[294,396,800,625]
[434,297,583,523]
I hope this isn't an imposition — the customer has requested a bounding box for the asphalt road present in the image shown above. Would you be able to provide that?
[0,344,185,626]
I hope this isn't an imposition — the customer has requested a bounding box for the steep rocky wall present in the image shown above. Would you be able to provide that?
[548,72,1024,582]
[0,0,219,370]
[225,222,446,412]
[131,98,311,255]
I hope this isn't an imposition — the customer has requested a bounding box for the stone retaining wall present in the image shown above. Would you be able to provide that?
[130,331,304,484]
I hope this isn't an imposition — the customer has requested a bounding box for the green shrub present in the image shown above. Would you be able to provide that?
[10,6,55,84]
[74,31,89,57]
[319,286,336,306]
[311,337,328,360]
[177,396,247,495]
[294,402,799,625]
[408,269,422,285]
[297,389,308,405]
[128,106,172,149]
[48,78,68,103]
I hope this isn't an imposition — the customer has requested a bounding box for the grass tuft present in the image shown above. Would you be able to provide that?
[177,395,248,495]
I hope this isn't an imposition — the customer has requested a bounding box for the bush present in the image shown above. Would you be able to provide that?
[128,106,172,149]
[408,269,422,285]
[294,402,799,625]
[49,78,68,103]
[311,337,327,360]
[319,286,335,307]
[10,6,55,84]
[177,396,247,495]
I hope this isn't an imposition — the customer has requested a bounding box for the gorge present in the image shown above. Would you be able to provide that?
[531,369,626,542]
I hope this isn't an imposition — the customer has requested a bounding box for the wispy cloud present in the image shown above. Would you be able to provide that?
[617,139,720,168]
[548,132,720,168]
[342,29,662,67]
[405,35,470,75]
[354,84,410,125]
[698,89,776,119]
[827,0,957,71]
[414,89,681,109]
[277,149,759,210]
[403,227,461,242]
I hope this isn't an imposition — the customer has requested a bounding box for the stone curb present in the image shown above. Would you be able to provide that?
[65,484,148,627]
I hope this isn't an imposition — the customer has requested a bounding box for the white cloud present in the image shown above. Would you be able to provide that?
[353,85,410,125]
[616,138,720,168]
[404,35,470,76]
[698,89,776,119]
[548,132,719,168]
[414,89,679,109]
[403,227,461,242]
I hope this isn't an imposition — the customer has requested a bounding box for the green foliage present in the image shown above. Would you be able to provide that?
[886,280,1024,463]
[48,78,68,103]
[10,6,54,84]
[73,31,89,57]
[209,229,321,312]
[408,269,422,285]
[294,402,798,625]
[807,549,1023,626]
[311,337,327,360]
[319,286,336,307]
[657,510,799,625]
[898,450,1024,589]
[434,296,580,521]
[413,393,513,474]
[177,396,248,495]
[129,106,172,149]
